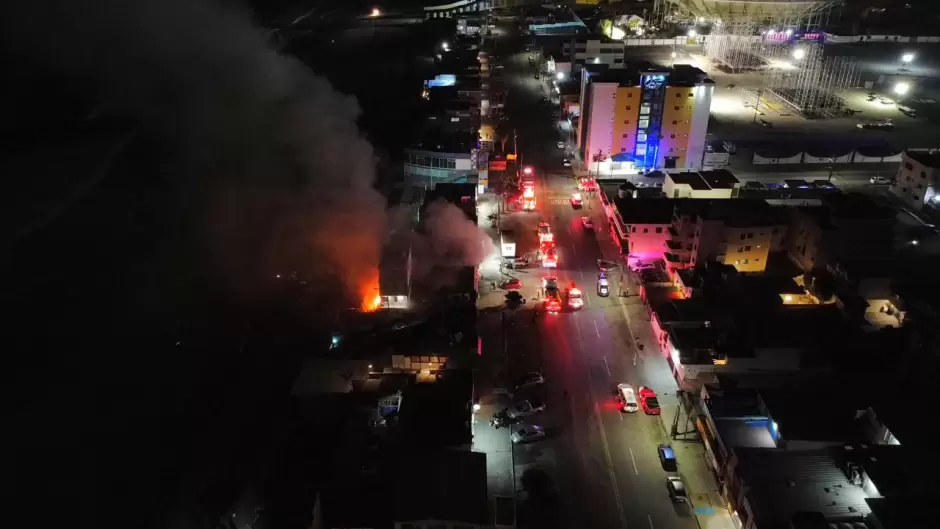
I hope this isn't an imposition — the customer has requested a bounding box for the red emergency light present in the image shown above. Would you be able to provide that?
[523,166,533,175]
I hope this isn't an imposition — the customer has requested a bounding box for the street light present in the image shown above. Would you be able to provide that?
[369,7,382,17]
[901,52,915,64]
[792,48,805,61]
[556,71,565,80]
[894,82,910,96]
[687,29,697,38]
[441,41,450,52]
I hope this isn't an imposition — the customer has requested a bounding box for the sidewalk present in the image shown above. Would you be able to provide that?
[674,440,737,529]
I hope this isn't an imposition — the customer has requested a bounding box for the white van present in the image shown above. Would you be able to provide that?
[617,383,639,413]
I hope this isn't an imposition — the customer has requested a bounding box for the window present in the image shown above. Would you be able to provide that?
[624,120,630,124]
[431,158,440,168]
[670,134,676,139]
[622,133,629,138]
[744,245,752,251]
[621,147,627,152]
[643,228,649,233]
[741,259,749,265]
[740,233,746,241]
[674,106,680,110]
[668,148,674,152]
[627,92,633,97]
[687,106,693,110]
[636,144,647,156]
[738,247,744,253]
[672,120,678,125]
[746,233,754,239]
[921,171,927,178]
[640,103,651,115]
[625,106,632,110]
[638,118,649,128]
[637,132,648,142]
[676,93,682,98]
[904,162,914,170]
[632,226,637,233]
[614,57,623,63]
[656,227,663,233]
[688,93,694,97]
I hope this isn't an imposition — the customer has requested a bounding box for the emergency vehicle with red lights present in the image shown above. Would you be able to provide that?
[541,276,562,313]
[537,222,553,243]
[521,166,537,211]
[565,283,584,309]
[570,192,582,208]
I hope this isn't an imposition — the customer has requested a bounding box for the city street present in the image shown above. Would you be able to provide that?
[475,23,733,529]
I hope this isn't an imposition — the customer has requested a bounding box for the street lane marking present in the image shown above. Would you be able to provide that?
[603,356,611,377]
[629,447,639,475]
[575,318,582,339]
[593,320,600,339]
[571,244,577,256]
[593,402,629,529]
[648,514,654,529]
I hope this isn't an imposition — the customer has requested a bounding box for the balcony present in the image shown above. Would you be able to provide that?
[668,226,680,238]
[665,239,684,251]
[664,252,683,264]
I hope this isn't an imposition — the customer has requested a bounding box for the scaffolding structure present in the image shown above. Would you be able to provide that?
[761,42,861,118]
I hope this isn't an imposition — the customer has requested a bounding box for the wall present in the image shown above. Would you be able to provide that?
[722,226,773,273]
[625,223,670,258]
[786,209,825,271]
[891,152,940,209]
[691,218,724,267]
[687,84,713,170]
[404,149,475,187]
[584,82,618,163]
[612,86,641,157]
[660,86,695,168]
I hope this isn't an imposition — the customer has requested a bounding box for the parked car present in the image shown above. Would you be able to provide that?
[513,372,545,390]
[511,425,546,444]
[616,383,639,413]
[506,399,546,419]
[666,476,689,503]
[658,444,678,471]
[501,278,522,289]
[556,141,565,149]
[581,216,594,229]
[870,176,891,185]
[639,386,661,415]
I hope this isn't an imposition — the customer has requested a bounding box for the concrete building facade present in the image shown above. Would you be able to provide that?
[890,150,940,209]
[577,65,714,175]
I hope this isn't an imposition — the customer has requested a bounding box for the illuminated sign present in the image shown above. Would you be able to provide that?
[489,160,507,171]
[426,74,457,88]
[642,74,666,90]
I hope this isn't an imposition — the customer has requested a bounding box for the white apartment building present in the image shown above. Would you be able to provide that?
[890,150,940,209]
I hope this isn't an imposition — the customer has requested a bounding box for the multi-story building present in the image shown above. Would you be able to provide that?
[561,37,625,74]
[890,150,940,209]
[663,170,739,199]
[606,195,675,262]
[664,200,788,274]
[578,64,714,175]
[785,192,896,272]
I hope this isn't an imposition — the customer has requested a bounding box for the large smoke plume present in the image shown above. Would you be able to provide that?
[3,0,390,305]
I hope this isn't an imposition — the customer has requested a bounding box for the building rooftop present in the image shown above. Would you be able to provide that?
[587,63,710,86]
[905,149,940,169]
[409,129,476,154]
[613,197,674,225]
[668,169,739,190]
[823,192,895,221]
[866,493,935,529]
[393,449,488,525]
[760,385,868,444]
[667,325,719,365]
[397,368,473,447]
[733,448,873,528]
[688,199,789,227]
[715,417,778,449]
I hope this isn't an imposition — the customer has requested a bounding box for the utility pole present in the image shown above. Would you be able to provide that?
[827,157,835,182]
[752,87,762,124]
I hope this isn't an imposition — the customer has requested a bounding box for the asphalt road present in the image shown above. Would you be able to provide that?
[488,24,699,529]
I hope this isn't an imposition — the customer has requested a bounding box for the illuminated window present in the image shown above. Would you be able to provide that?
[636,144,647,156]
[640,103,650,115]
[638,119,649,128]
[637,132,648,142]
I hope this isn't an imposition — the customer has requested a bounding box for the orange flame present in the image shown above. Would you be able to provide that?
[359,269,382,312]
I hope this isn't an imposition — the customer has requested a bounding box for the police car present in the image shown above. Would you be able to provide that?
[597,271,610,297]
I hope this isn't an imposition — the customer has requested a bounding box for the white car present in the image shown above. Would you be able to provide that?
[511,425,546,444]
[581,216,594,229]
[556,141,565,149]
[563,158,572,167]
[616,383,639,413]
[870,176,891,185]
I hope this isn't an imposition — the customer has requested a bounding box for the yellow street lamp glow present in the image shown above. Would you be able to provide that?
[894,82,910,96]
[369,7,382,17]
[792,48,805,60]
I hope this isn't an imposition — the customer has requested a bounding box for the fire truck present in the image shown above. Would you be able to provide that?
[521,166,537,211]
[537,222,553,243]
